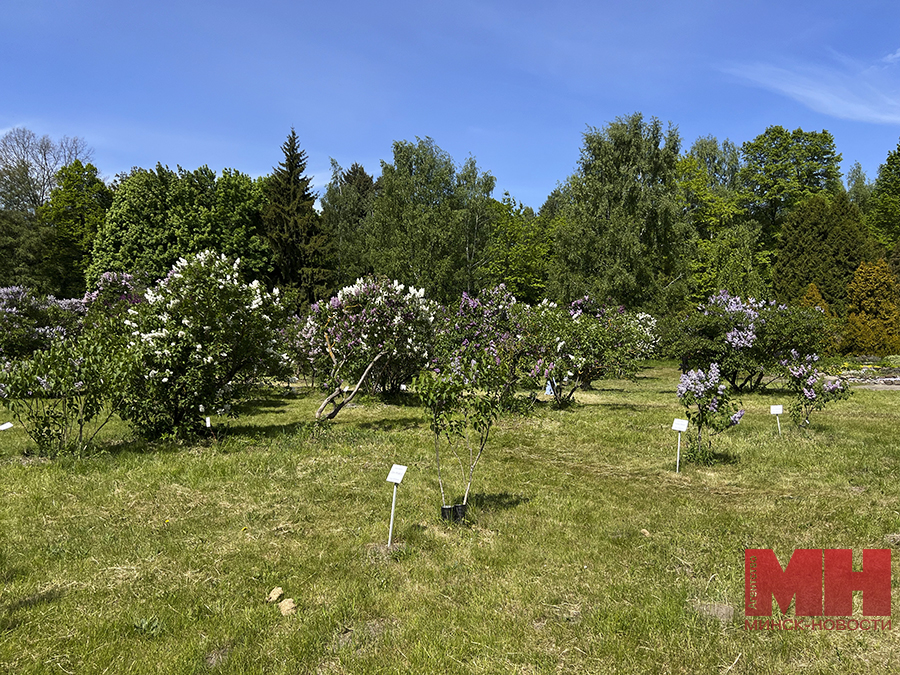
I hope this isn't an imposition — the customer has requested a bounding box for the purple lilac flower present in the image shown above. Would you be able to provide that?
[730,409,745,425]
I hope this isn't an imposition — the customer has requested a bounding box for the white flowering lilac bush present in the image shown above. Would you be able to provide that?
[118,251,290,439]
[293,276,436,420]
[529,296,656,406]
[780,351,851,427]
[676,363,744,463]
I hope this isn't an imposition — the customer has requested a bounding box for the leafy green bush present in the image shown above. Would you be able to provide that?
[0,325,132,456]
[528,297,655,406]
[676,363,744,464]
[780,351,851,427]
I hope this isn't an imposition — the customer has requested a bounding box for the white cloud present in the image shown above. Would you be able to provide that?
[724,55,900,125]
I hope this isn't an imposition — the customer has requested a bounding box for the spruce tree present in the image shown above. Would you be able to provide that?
[263,129,332,305]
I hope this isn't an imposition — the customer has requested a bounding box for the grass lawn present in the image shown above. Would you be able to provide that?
[2,362,900,673]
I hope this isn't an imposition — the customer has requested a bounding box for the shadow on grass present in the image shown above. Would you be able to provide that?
[2,587,63,613]
[219,420,314,440]
[355,417,423,432]
[235,397,292,415]
[468,492,531,512]
[1,586,64,630]
[691,450,740,466]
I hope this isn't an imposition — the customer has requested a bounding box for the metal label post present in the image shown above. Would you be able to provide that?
[386,464,408,546]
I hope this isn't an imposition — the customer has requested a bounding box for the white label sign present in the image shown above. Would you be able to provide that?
[386,464,408,484]
[0,422,12,431]
[672,418,688,432]
[770,405,783,415]
[205,417,211,427]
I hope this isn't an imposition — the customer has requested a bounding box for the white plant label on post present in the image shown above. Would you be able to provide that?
[205,417,211,428]
[386,464,407,546]
[0,422,12,431]
[770,405,783,435]
[672,418,688,473]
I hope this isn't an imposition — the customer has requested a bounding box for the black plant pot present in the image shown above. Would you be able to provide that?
[440,504,468,522]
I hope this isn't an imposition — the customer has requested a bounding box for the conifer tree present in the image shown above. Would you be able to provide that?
[773,192,871,315]
[844,259,900,355]
[263,129,332,305]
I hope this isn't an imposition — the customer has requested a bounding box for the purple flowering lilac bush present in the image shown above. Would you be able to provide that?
[0,286,86,360]
[780,350,851,427]
[414,287,519,512]
[666,290,834,392]
[676,363,744,463]
[294,276,436,420]
[0,278,141,455]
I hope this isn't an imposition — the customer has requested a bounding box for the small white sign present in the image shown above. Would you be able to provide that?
[0,422,12,431]
[672,418,688,432]
[386,464,408,484]
[770,405,783,415]
[205,417,211,427]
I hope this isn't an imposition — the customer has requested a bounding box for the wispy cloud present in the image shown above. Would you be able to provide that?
[724,51,900,125]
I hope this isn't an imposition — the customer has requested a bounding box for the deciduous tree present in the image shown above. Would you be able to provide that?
[550,113,692,309]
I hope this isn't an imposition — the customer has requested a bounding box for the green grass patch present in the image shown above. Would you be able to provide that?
[2,364,900,673]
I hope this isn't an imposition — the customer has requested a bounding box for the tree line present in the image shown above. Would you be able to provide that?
[2,115,899,352]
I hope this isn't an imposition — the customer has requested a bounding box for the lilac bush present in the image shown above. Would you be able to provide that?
[437,285,536,401]
[667,290,834,392]
[676,362,744,463]
[529,296,656,406]
[780,351,851,427]
[294,276,436,420]
[0,329,132,456]
[0,286,86,360]
[117,251,290,439]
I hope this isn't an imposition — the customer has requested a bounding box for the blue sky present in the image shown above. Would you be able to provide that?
[3,0,900,209]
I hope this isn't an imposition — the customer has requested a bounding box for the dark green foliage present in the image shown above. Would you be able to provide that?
[550,113,692,309]
[88,164,271,287]
[869,138,900,248]
[39,160,113,298]
[664,292,835,391]
[320,160,377,287]
[263,129,332,306]
[739,126,843,246]
[688,221,770,304]
[484,194,551,304]
[773,192,872,315]
[0,210,55,293]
